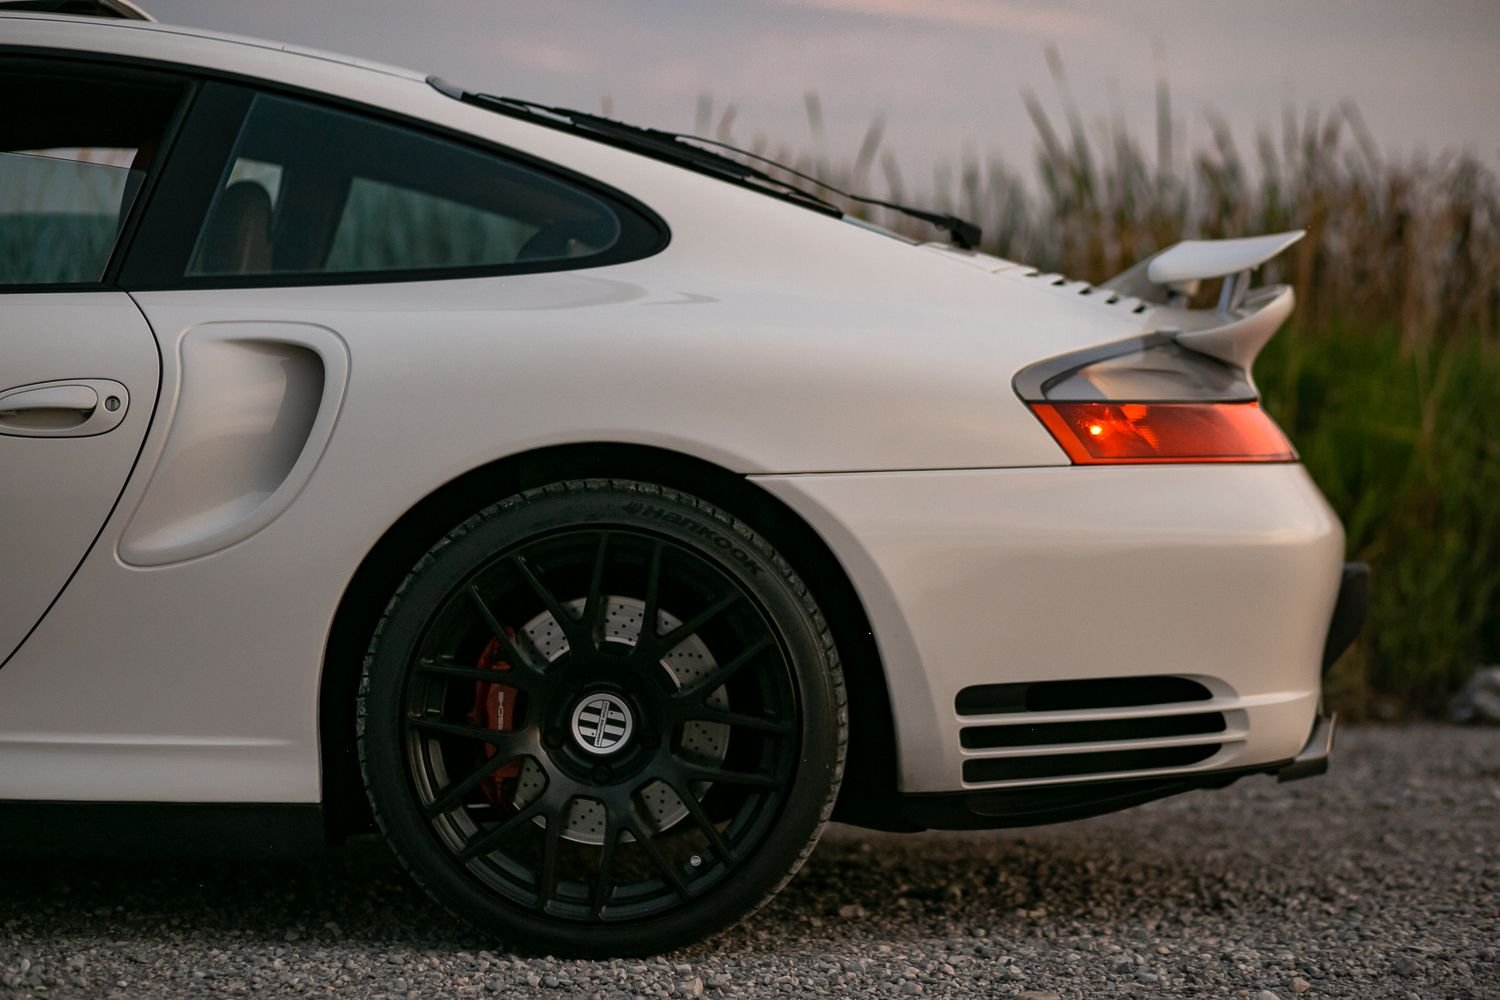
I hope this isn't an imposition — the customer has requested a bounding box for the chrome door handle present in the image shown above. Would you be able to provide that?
[0,379,129,437]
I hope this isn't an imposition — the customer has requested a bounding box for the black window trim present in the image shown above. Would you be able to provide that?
[0,48,199,294]
[1,44,671,292]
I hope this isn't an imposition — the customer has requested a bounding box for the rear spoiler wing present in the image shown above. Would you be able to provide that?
[1104,230,1305,370]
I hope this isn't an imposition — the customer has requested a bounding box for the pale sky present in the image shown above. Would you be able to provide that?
[145,0,1500,188]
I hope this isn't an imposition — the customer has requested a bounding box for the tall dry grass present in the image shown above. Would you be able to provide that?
[695,50,1499,345]
[692,57,1500,717]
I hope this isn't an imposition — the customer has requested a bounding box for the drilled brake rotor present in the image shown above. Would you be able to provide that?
[510,595,729,844]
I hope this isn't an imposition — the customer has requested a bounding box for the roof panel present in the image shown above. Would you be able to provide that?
[0,9,429,83]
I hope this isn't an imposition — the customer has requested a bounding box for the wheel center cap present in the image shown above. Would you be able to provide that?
[569,692,634,756]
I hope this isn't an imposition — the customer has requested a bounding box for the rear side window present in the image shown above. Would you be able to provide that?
[185,93,649,279]
[0,59,186,287]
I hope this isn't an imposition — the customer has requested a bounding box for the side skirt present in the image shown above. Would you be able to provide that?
[0,802,327,859]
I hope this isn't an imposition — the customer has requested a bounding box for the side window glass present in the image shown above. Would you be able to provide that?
[187,94,630,278]
[0,60,186,287]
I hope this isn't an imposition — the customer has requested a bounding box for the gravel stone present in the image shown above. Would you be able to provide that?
[1448,666,1500,724]
[0,726,1494,998]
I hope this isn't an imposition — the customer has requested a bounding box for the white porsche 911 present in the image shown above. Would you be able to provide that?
[0,3,1368,956]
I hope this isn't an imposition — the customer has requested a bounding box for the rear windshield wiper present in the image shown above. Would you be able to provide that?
[465,92,844,218]
[435,81,982,250]
[672,131,983,250]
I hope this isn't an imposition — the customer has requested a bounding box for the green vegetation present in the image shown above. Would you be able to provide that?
[1260,326,1499,717]
[702,58,1499,717]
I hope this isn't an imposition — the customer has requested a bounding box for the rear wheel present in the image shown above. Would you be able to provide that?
[358,480,846,955]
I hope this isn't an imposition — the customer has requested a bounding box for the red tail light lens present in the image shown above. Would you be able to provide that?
[1030,401,1295,464]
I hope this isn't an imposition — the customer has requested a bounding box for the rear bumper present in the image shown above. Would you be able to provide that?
[755,463,1347,795]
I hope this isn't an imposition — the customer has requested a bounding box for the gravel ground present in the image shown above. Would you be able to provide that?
[1,724,1495,999]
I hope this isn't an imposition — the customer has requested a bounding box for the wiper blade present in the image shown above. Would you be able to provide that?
[671,133,984,250]
[470,95,844,217]
[461,90,982,249]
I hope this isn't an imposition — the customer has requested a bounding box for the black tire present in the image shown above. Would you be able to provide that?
[358,479,846,956]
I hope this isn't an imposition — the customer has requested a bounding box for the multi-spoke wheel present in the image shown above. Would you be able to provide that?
[359,480,846,955]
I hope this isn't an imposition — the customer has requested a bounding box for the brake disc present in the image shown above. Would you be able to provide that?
[510,595,729,845]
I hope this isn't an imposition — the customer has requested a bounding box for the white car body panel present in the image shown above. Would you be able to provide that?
[754,464,1343,793]
[0,14,1348,808]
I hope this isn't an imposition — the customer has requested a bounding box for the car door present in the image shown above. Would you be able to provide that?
[0,56,189,663]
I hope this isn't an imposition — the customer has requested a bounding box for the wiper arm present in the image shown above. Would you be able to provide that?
[670,133,984,250]
[463,90,982,250]
[471,95,844,217]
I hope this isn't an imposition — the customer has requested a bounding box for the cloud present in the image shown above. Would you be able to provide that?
[487,39,592,76]
[771,0,1101,35]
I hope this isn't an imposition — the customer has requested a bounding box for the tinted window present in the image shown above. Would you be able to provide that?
[187,94,630,278]
[0,59,185,287]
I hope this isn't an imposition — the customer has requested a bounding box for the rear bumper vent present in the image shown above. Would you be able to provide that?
[956,676,1213,715]
[959,711,1226,749]
[955,676,1231,785]
[962,744,1219,783]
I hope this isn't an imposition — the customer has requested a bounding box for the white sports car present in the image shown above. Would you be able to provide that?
[0,4,1367,956]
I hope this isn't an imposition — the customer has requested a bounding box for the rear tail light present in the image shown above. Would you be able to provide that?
[1029,401,1295,464]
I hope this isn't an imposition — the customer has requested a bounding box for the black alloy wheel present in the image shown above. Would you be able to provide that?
[359,480,846,956]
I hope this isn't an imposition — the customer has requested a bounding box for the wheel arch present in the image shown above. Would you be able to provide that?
[319,442,906,840]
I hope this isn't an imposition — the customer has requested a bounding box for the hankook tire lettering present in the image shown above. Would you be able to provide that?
[622,502,762,575]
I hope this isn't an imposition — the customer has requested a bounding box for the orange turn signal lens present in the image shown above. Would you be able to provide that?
[1030,401,1296,464]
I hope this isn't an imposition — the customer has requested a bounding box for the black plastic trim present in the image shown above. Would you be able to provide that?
[118,80,253,287]
[0,802,326,857]
[0,280,112,294]
[891,761,1282,831]
[101,73,200,285]
[1277,711,1336,783]
[955,675,1214,716]
[1322,562,1370,673]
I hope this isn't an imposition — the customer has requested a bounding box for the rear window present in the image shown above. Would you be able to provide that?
[185,93,651,279]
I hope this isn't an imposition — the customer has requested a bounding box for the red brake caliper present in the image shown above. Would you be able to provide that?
[468,631,522,806]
